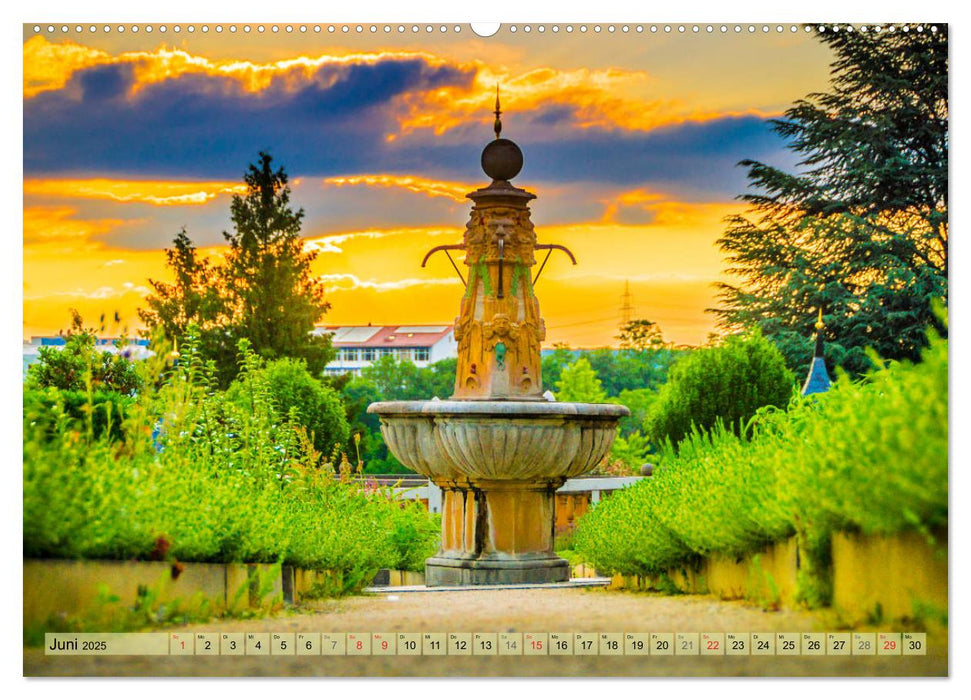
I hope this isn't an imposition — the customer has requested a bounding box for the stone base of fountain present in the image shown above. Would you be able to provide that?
[427,477,569,586]
[426,555,570,586]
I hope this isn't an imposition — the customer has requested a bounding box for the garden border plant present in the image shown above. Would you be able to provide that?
[24,328,440,592]
[574,320,947,608]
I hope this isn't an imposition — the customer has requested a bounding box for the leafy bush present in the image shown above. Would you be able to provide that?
[572,481,692,576]
[574,329,948,593]
[23,333,440,589]
[644,329,794,449]
[227,357,349,457]
[24,388,133,443]
[25,325,141,396]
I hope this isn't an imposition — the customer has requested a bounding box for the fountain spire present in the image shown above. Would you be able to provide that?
[451,95,544,398]
[494,84,502,139]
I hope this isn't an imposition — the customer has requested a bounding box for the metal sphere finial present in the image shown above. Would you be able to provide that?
[481,86,523,181]
[815,307,825,330]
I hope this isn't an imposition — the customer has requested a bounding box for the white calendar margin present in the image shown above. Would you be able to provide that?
[7,1,962,700]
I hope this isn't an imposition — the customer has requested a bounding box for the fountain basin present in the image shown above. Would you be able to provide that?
[368,400,628,585]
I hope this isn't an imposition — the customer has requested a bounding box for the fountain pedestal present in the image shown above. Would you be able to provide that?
[428,477,567,585]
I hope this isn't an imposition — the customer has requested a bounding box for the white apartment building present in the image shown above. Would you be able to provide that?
[314,324,457,376]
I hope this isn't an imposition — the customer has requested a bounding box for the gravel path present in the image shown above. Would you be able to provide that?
[24,588,947,677]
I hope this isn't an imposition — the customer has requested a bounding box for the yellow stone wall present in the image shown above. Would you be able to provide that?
[24,559,228,626]
[605,532,947,624]
[24,560,429,627]
[831,529,948,624]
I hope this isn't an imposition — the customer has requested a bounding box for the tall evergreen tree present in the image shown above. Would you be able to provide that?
[140,152,334,386]
[713,26,947,376]
[222,152,334,378]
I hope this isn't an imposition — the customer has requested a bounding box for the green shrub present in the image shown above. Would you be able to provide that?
[25,320,142,396]
[574,328,948,595]
[227,357,350,457]
[644,329,795,449]
[24,388,133,443]
[572,479,692,576]
[23,334,439,593]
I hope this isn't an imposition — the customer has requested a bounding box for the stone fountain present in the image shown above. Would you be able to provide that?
[368,94,628,586]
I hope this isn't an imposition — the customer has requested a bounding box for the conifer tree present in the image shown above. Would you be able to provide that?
[141,152,334,386]
[713,26,947,375]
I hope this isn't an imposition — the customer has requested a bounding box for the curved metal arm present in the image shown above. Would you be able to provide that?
[533,243,578,285]
[421,244,467,286]
[534,244,578,265]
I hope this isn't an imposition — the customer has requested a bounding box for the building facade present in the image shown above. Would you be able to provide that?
[314,324,457,376]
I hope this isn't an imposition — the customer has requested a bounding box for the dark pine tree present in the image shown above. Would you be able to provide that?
[221,152,334,381]
[140,153,335,386]
[139,227,235,373]
[713,25,947,376]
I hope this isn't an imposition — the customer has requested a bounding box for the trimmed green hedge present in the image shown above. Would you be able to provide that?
[574,329,947,600]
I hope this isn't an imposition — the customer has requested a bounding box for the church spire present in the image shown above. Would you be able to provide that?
[802,307,832,396]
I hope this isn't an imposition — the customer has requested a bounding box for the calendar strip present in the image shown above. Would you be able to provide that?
[44,632,927,656]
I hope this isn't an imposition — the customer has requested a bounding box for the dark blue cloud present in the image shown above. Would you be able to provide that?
[24,56,795,200]
[385,115,798,200]
[24,57,475,178]
[79,63,133,102]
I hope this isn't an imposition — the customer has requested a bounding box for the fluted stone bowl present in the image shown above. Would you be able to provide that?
[367,400,629,482]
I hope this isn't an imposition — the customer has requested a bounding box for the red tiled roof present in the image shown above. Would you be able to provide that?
[316,325,454,348]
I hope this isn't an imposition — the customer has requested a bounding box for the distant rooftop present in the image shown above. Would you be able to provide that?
[26,336,149,347]
[314,325,454,348]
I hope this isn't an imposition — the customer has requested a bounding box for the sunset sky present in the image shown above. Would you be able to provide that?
[22,24,834,347]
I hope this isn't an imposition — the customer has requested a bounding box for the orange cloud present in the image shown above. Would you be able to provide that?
[24,35,458,98]
[25,35,777,139]
[23,36,109,97]
[24,177,247,206]
[395,65,779,136]
[601,188,741,226]
[303,226,459,255]
[23,206,127,245]
[322,174,473,203]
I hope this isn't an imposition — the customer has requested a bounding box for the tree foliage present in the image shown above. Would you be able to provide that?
[644,330,795,449]
[541,321,682,398]
[227,357,349,458]
[340,356,459,474]
[713,26,948,376]
[139,152,334,387]
[617,319,665,352]
[555,357,607,403]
